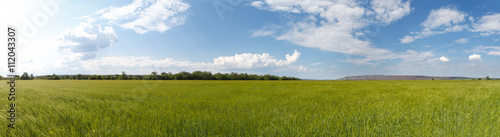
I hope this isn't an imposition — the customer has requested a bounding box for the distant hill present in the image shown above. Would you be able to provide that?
[338,75,473,80]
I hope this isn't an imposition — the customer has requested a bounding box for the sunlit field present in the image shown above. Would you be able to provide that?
[1,80,500,136]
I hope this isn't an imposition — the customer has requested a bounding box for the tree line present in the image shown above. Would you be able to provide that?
[13,71,300,80]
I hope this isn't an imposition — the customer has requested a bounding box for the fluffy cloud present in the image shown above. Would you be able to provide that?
[298,65,308,72]
[421,8,467,29]
[80,56,207,71]
[400,35,415,44]
[342,58,379,66]
[399,50,435,63]
[454,38,468,44]
[56,20,118,61]
[472,13,500,36]
[393,50,439,69]
[213,50,301,68]
[98,0,190,34]
[79,50,301,72]
[488,51,500,56]
[371,0,412,25]
[250,1,266,9]
[401,8,500,44]
[401,7,468,44]
[468,54,482,61]
[251,0,411,65]
[472,45,500,56]
[439,56,450,62]
[275,22,394,61]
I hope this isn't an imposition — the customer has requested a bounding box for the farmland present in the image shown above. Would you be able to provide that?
[1,80,500,136]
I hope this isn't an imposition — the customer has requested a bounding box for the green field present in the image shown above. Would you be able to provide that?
[1,80,500,136]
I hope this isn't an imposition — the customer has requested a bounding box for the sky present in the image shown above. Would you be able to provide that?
[1,0,499,79]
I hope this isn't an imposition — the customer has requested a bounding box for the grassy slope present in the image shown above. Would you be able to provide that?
[1,80,500,136]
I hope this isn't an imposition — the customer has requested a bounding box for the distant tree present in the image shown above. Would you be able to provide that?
[478,78,482,80]
[214,73,222,80]
[151,71,159,80]
[160,72,173,80]
[20,72,30,80]
[486,76,491,80]
[76,74,82,80]
[263,74,272,80]
[202,71,213,80]
[255,75,262,80]
[28,71,299,81]
[62,75,70,79]
[239,73,249,80]
[119,71,129,80]
[178,71,191,80]
[132,75,143,80]
[230,72,239,80]
[191,71,203,80]
[432,78,434,80]
[51,74,60,80]
[160,72,167,80]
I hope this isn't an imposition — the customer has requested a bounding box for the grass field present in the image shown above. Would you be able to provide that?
[1,80,500,136]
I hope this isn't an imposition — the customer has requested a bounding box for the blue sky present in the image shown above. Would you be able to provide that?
[1,0,500,79]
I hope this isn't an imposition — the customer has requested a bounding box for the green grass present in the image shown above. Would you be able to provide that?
[1,80,500,136]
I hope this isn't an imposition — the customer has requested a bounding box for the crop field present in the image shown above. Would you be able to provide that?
[1,80,500,136]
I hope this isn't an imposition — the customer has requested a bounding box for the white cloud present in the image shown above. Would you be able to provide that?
[472,45,500,56]
[213,50,301,69]
[469,16,475,22]
[439,56,450,62]
[250,1,265,9]
[421,7,467,29]
[469,54,482,61]
[251,25,279,37]
[298,65,308,72]
[488,51,500,56]
[472,13,500,36]
[80,56,208,72]
[399,50,435,63]
[454,38,468,44]
[98,0,190,34]
[79,50,301,72]
[342,58,379,66]
[342,50,438,68]
[275,65,324,73]
[251,0,411,65]
[389,50,444,72]
[371,0,412,25]
[312,62,322,65]
[275,22,394,61]
[400,35,415,44]
[401,7,468,44]
[56,20,118,61]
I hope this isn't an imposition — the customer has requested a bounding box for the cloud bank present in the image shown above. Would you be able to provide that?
[401,7,468,44]
[251,0,413,66]
[98,0,190,34]
[468,54,482,61]
[79,50,302,72]
[56,20,118,61]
